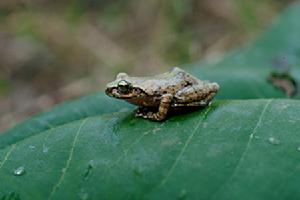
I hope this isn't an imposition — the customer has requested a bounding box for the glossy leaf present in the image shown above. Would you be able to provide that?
[0,93,133,149]
[2,2,300,200]
[1,99,300,200]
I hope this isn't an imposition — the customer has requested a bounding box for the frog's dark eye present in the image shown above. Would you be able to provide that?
[117,80,132,93]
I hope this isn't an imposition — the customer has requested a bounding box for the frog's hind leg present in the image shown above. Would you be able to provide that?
[171,92,217,116]
[173,101,208,107]
[175,83,219,105]
[135,94,172,121]
[172,93,215,108]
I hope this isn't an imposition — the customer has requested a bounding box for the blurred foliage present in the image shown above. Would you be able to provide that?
[0,79,9,96]
[0,0,295,131]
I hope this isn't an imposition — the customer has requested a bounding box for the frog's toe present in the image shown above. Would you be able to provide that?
[134,112,144,117]
[137,111,154,119]
[134,110,149,119]
[135,113,151,120]
[134,107,144,114]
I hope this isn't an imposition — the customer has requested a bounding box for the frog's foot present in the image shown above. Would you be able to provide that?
[136,94,172,121]
[135,109,157,120]
[198,92,217,106]
[134,107,149,117]
[135,111,166,121]
[135,108,166,121]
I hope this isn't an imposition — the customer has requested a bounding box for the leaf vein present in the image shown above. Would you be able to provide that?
[111,130,150,167]
[0,111,127,150]
[0,144,16,170]
[48,118,87,200]
[210,99,273,199]
[156,107,212,188]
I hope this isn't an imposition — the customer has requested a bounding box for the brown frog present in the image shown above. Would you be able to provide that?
[105,67,219,121]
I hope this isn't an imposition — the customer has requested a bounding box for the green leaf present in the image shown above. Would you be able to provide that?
[2,2,300,200]
[0,93,133,149]
[1,99,300,200]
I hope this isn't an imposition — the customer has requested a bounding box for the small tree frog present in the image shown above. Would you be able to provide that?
[105,67,219,121]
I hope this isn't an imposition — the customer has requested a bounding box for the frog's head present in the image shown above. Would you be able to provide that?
[105,73,146,99]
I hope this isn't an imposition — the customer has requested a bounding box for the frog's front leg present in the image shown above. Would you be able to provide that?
[136,94,173,121]
[134,106,150,117]
[134,107,144,116]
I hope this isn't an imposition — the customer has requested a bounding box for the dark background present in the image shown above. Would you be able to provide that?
[0,0,295,131]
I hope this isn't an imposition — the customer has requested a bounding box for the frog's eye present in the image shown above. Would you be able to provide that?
[117,80,132,93]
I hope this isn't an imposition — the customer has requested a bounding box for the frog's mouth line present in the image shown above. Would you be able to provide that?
[105,87,135,99]
[113,94,133,99]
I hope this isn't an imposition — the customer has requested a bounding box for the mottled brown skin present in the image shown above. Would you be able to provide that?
[105,67,219,121]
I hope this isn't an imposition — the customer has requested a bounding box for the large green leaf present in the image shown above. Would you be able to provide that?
[2,2,300,200]
[1,99,300,200]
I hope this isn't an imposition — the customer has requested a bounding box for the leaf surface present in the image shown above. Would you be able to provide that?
[1,99,300,200]
[2,2,300,200]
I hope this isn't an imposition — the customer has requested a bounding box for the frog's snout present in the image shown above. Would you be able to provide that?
[105,87,126,98]
[105,87,112,96]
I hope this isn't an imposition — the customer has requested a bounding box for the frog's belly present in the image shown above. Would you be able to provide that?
[127,97,160,107]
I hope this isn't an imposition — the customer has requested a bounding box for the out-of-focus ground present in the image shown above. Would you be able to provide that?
[0,0,295,132]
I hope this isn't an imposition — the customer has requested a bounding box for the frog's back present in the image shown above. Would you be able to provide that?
[136,67,194,95]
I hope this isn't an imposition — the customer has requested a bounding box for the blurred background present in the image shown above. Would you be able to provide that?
[0,0,295,132]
